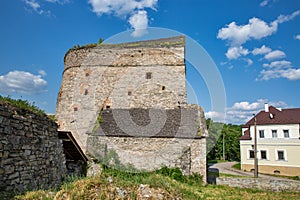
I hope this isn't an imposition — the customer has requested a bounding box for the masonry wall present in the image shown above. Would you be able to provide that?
[86,107,207,182]
[0,102,67,196]
[215,177,300,192]
[56,36,187,152]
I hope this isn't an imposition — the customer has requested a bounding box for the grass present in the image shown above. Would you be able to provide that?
[232,162,241,170]
[14,165,300,200]
[0,95,45,116]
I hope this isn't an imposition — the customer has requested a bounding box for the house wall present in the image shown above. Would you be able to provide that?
[240,124,300,176]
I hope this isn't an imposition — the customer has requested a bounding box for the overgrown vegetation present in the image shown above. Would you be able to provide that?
[92,110,103,133]
[0,95,45,116]
[14,165,300,200]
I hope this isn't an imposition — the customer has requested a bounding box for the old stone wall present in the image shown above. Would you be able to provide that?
[55,36,208,183]
[87,137,206,180]
[0,102,67,196]
[86,106,207,182]
[215,177,300,192]
[56,36,187,152]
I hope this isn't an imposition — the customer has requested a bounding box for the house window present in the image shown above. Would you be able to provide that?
[283,130,289,138]
[261,150,267,160]
[277,150,285,161]
[259,130,265,138]
[146,72,152,79]
[84,89,89,95]
[74,107,78,112]
[249,150,254,159]
[128,91,132,96]
[272,130,278,138]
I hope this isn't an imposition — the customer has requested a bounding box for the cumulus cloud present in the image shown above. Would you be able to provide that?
[258,60,300,80]
[0,70,47,94]
[88,0,158,37]
[226,46,249,59]
[217,10,300,60]
[207,99,288,124]
[226,99,287,124]
[264,50,286,60]
[205,111,226,123]
[217,17,278,47]
[129,10,148,37]
[295,35,300,40]
[252,45,272,55]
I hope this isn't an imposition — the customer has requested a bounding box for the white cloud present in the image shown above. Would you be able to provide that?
[245,58,253,66]
[44,0,69,3]
[263,60,292,69]
[129,10,148,37]
[207,99,288,124]
[88,0,158,37]
[295,35,300,40]
[217,99,287,124]
[217,11,300,60]
[38,70,47,76]
[276,10,300,24]
[0,70,47,94]
[258,60,300,81]
[260,0,269,7]
[217,17,278,46]
[252,45,272,55]
[205,111,226,123]
[24,0,43,14]
[264,50,286,60]
[23,0,70,15]
[259,67,300,81]
[226,46,249,59]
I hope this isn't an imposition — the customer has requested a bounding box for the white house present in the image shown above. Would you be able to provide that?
[240,103,300,176]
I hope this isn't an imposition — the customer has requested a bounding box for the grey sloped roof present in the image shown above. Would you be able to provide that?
[91,108,204,139]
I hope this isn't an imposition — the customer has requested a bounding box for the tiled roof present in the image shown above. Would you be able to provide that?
[243,106,300,127]
[240,129,251,140]
[240,106,300,141]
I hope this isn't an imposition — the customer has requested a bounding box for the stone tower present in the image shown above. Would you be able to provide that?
[56,36,207,180]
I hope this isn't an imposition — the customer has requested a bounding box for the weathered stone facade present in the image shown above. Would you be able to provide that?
[56,36,207,181]
[0,102,67,196]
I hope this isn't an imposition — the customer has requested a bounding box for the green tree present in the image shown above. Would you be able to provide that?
[206,119,242,161]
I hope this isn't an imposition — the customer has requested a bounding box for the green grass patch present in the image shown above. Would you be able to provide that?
[0,95,45,116]
[14,165,300,200]
[232,162,241,170]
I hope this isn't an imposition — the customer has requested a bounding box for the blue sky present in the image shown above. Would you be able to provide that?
[0,0,299,124]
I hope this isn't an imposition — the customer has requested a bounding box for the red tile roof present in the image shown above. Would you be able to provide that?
[240,129,251,140]
[240,106,300,141]
[243,106,300,127]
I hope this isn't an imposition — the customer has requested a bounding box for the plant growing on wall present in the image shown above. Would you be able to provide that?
[92,110,103,133]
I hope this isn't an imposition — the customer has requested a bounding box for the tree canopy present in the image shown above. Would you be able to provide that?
[206,119,242,161]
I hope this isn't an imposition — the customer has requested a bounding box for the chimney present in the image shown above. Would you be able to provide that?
[264,103,269,112]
